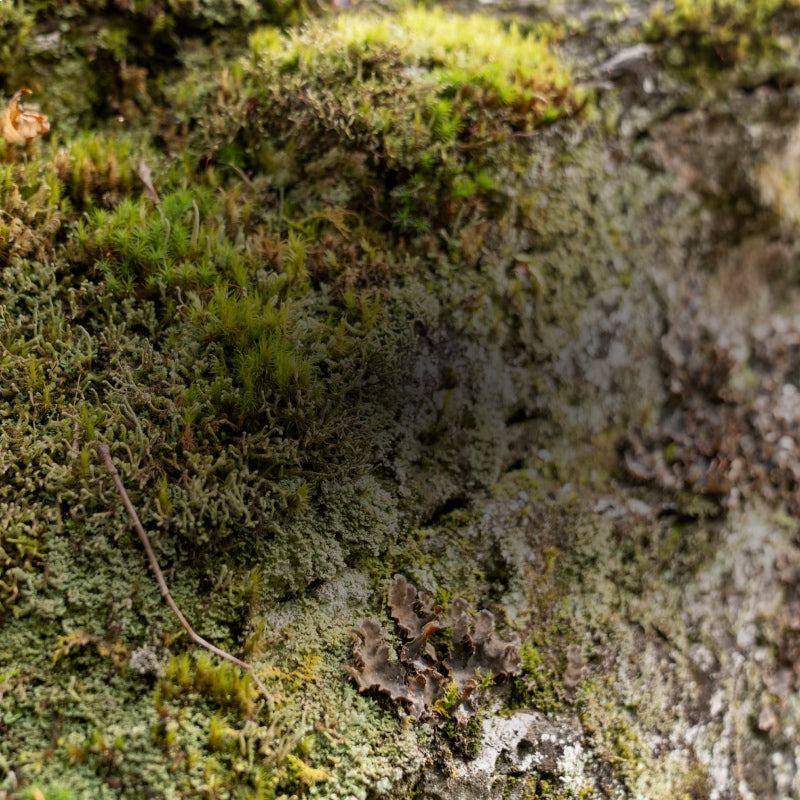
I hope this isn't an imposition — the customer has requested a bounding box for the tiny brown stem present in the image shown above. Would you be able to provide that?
[97,443,273,706]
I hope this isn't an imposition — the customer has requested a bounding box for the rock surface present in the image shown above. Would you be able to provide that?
[3,1,800,798]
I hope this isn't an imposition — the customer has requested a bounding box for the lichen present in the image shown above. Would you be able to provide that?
[347,574,521,723]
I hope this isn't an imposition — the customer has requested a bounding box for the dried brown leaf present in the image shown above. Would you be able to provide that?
[137,158,160,203]
[2,88,49,146]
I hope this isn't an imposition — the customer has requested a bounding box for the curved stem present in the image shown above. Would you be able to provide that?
[97,443,273,707]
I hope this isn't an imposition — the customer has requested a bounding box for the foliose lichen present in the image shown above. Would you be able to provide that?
[347,574,521,724]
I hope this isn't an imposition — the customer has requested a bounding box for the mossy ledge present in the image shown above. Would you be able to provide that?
[4,1,800,799]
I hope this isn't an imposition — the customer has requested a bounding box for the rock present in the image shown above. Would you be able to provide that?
[419,711,612,800]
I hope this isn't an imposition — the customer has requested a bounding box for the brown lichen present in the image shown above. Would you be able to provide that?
[347,574,521,723]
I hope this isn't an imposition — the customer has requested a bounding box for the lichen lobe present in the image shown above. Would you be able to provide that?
[347,574,521,722]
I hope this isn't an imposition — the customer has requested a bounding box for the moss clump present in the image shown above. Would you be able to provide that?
[231,6,579,235]
[512,642,563,715]
[54,132,136,209]
[0,0,640,795]
[0,4,33,86]
[644,0,800,74]
[157,652,258,717]
[1,0,311,139]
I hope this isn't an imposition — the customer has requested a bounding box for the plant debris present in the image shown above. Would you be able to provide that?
[346,575,521,723]
[1,88,49,146]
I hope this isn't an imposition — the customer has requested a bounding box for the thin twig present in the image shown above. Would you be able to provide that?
[97,443,273,705]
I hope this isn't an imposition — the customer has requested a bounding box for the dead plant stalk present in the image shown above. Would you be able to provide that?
[97,443,273,705]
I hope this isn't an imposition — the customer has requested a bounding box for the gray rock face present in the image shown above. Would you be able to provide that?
[420,711,605,800]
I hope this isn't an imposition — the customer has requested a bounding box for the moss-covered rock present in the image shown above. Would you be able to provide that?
[3,0,800,798]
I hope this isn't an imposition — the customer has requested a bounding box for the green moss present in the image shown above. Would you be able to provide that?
[431,680,461,718]
[0,0,753,794]
[0,515,421,798]
[644,0,800,75]
[237,6,578,234]
[440,716,482,761]
[578,681,652,790]
[0,5,34,85]
[158,652,258,716]
[55,133,136,209]
[0,110,665,785]
[0,110,416,793]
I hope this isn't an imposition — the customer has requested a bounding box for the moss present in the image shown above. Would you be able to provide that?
[233,6,579,237]
[55,132,137,209]
[513,643,562,715]
[3,0,787,795]
[643,0,800,77]
[440,716,482,761]
[0,123,416,793]
[0,518,423,798]
[0,2,541,793]
[0,5,34,87]
[0,116,678,787]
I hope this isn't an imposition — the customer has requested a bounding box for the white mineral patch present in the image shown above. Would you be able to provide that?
[456,713,539,778]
